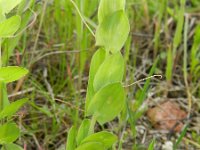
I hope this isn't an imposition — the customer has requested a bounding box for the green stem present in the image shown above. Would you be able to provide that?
[0,81,2,111]
[88,114,96,135]
[0,38,1,67]
[0,38,2,113]
[0,38,2,126]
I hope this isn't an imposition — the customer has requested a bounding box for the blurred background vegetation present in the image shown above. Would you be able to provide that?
[3,0,200,149]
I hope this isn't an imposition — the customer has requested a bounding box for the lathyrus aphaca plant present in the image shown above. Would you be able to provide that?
[1,0,34,65]
[66,0,130,149]
[0,0,29,149]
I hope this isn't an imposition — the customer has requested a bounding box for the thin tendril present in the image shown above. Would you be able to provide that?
[123,75,162,87]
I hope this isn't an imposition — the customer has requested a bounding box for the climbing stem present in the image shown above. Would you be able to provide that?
[0,38,1,67]
[0,38,2,113]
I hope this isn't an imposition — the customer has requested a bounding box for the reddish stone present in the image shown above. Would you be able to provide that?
[147,101,187,132]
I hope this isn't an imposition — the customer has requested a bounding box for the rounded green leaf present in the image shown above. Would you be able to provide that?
[0,66,28,83]
[98,0,125,23]
[0,122,20,144]
[87,83,126,124]
[75,142,105,150]
[2,143,23,150]
[85,48,106,112]
[93,52,124,92]
[0,98,28,119]
[96,10,130,54]
[80,131,117,149]
[0,0,22,14]
[0,15,21,37]
[76,119,91,146]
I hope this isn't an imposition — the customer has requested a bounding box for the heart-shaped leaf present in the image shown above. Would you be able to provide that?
[80,131,117,149]
[87,82,126,124]
[96,10,130,54]
[98,0,125,23]
[0,66,28,83]
[0,0,22,14]
[2,143,23,150]
[0,122,20,144]
[93,52,124,92]
[2,10,33,65]
[85,48,106,112]
[0,15,21,37]
[0,98,28,119]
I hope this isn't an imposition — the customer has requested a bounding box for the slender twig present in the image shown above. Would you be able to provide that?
[32,134,43,150]
[183,14,192,114]
[8,87,35,98]
[55,98,84,112]
[32,49,88,64]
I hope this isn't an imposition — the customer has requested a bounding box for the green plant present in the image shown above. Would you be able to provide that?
[166,0,185,82]
[148,139,155,150]
[0,0,29,149]
[174,125,188,149]
[1,0,34,66]
[192,131,200,145]
[66,0,130,149]
[190,25,200,82]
